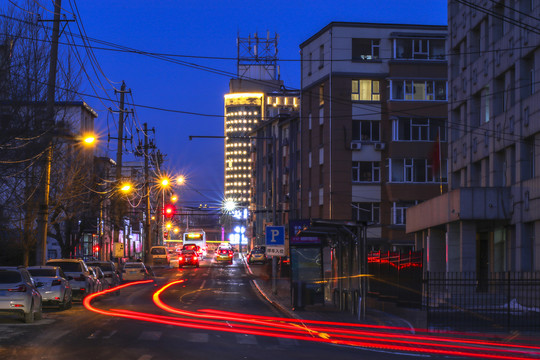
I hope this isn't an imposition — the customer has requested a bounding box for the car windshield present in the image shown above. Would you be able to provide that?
[47,261,81,273]
[28,269,56,277]
[151,248,166,255]
[124,263,143,269]
[0,270,22,284]
[87,262,114,272]
[182,250,196,255]
[251,250,264,254]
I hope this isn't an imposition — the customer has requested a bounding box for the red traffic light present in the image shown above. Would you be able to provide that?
[93,245,100,253]
[164,204,175,217]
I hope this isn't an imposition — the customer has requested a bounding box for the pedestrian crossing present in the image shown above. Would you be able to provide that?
[84,328,300,347]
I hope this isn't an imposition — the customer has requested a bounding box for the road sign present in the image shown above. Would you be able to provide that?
[113,242,124,258]
[265,226,285,246]
[266,246,285,257]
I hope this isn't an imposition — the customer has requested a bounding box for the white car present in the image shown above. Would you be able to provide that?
[121,262,150,281]
[27,266,72,310]
[46,259,94,299]
[0,266,43,323]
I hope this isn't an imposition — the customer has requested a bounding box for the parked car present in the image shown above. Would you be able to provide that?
[46,259,93,299]
[87,267,103,293]
[178,250,199,268]
[86,261,120,288]
[27,266,72,310]
[247,248,267,264]
[93,267,110,291]
[121,262,150,281]
[0,266,43,323]
[215,248,233,265]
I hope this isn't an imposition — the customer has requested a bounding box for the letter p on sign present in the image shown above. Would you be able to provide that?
[265,226,285,246]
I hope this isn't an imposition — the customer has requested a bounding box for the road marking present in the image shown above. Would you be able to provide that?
[199,280,206,289]
[138,331,162,341]
[278,337,298,346]
[235,334,257,345]
[186,332,209,343]
[102,330,117,339]
[87,330,101,339]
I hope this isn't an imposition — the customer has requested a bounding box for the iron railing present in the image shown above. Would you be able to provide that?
[425,272,540,332]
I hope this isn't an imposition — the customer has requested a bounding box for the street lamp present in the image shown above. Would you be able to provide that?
[36,133,97,265]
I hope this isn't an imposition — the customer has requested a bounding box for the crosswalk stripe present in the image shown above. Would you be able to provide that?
[138,331,162,341]
[235,334,258,345]
[186,332,209,342]
[278,337,298,346]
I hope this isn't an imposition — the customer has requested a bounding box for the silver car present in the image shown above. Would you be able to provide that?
[0,266,43,323]
[46,259,94,299]
[86,261,120,288]
[28,266,72,310]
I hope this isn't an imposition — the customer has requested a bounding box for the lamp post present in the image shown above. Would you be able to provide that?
[36,134,96,265]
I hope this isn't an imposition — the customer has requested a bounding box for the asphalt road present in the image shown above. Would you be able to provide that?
[2,256,538,360]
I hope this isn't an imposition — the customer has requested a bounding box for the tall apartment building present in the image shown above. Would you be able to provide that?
[224,33,299,247]
[300,22,448,251]
[408,0,540,273]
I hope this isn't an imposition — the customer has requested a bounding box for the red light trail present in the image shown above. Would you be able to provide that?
[84,280,540,359]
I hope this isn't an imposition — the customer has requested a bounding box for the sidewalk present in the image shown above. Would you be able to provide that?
[242,255,417,331]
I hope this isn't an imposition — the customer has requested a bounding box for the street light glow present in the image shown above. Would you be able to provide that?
[120,183,132,192]
[224,199,236,212]
[176,175,185,185]
[83,135,96,145]
[161,178,169,187]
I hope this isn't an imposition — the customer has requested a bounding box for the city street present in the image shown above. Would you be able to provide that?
[2,256,539,360]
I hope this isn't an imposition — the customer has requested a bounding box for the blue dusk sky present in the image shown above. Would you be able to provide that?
[63,0,448,207]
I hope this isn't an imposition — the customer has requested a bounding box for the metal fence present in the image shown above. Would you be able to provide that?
[425,272,540,332]
[367,251,423,308]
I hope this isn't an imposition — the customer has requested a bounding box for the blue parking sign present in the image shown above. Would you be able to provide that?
[265,226,285,246]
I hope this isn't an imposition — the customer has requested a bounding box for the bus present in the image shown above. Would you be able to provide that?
[182,229,207,257]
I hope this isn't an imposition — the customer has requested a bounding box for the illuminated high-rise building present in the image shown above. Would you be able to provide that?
[224,33,298,247]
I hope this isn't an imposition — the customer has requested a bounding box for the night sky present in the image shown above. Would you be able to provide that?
[58,0,448,207]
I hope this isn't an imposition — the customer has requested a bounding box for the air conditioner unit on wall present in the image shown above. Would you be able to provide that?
[350,142,362,150]
[374,142,386,151]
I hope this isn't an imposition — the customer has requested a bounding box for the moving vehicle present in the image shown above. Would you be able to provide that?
[27,266,72,310]
[150,246,170,266]
[215,247,234,265]
[46,259,94,299]
[247,248,267,264]
[121,262,150,281]
[0,266,43,323]
[178,250,199,268]
[182,230,207,258]
[86,261,120,288]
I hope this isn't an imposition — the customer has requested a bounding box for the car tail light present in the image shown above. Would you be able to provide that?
[8,285,26,292]
[80,288,86,292]
[179,256,183,261]
[51,280,62,286]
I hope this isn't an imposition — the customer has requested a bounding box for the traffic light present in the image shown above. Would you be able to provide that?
[93,245,100,253]
[164,203,175,218]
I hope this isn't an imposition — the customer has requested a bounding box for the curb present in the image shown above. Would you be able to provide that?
[242,255,299,319]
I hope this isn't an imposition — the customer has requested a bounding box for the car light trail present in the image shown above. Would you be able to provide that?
[84,280,540,359]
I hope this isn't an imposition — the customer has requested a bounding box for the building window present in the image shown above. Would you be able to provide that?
[392,117,446,142]
[395,38,445,60]
[352,38,380,60]
[388,158,447,183]
[351,80,380,101]
[352,120,380,141]
[319,44,324,68]
[319,84,325,106]
[522,136,535,180]
[391,80,447,101]
[308,52,312,75]
[352,202,380,223]
[392,202,414,225]
[352,161,380,182]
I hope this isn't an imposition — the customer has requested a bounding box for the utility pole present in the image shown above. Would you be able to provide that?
[137,123,155,263]
[35,0,62,266]
[111,81,131,263]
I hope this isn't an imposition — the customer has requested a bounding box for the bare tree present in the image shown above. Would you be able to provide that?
[0,1,85,265]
